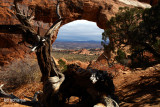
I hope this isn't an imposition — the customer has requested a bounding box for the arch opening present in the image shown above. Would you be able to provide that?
[52,20,107,67]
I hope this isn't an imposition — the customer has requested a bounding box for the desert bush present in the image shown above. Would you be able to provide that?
[58,59,67,72]
[0,56,41,89]
[153,40,160,53]
[115,49,127,64]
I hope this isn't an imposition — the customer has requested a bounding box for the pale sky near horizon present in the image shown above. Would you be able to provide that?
[56,20,104,41]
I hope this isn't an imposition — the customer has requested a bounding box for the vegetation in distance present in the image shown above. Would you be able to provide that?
[52,50,99,62]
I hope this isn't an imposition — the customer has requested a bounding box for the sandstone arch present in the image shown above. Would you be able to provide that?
[31,0,120,29]
[28,0,129,64]
[26,0,153,61]
[30,0,153,28]
[0,0,153,65]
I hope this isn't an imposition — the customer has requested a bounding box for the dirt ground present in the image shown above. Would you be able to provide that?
[114,66,160,107]
[0,65,160,107]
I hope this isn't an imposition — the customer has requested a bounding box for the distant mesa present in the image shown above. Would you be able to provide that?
[71,49,90,55]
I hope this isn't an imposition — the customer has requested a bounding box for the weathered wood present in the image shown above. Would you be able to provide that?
[36,42,58,83]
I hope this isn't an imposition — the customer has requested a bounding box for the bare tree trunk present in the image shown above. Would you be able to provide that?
[1,0,65,106]
[36,42,57,83]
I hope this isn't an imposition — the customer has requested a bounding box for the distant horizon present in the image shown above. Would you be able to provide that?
[55,37,110,45]
[55,39,102,42]
[57,20,104,41]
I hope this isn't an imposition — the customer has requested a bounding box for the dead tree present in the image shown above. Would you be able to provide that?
[0,0,64,106]
[0,0,119,107]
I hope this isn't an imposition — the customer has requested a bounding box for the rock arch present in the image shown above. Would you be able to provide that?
[31,0,121,29]
[27,0,128,46]
[29,0,152,42]
[31,0,153,28]
[0,0,153,65]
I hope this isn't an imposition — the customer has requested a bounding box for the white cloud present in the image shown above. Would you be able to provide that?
[57,20,104,41]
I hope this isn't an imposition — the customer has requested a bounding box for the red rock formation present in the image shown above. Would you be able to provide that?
[0,0,24,65]
[71,49,90,55]
[29,0,127,29]
[0,0,155,66]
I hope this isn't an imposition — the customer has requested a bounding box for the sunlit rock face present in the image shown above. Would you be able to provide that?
[0,0,155,66]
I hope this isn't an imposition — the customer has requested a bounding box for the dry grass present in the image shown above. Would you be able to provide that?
[0,55,41,90]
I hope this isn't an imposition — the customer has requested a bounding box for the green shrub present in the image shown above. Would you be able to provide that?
[115,49,126,64]
[153,40,160,53]
[58,59,67,72]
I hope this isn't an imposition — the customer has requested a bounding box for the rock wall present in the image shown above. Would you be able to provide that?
[0,0,27,66]
[0,0,154,66]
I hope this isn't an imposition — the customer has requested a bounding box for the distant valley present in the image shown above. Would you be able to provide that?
[52,40,103,50]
